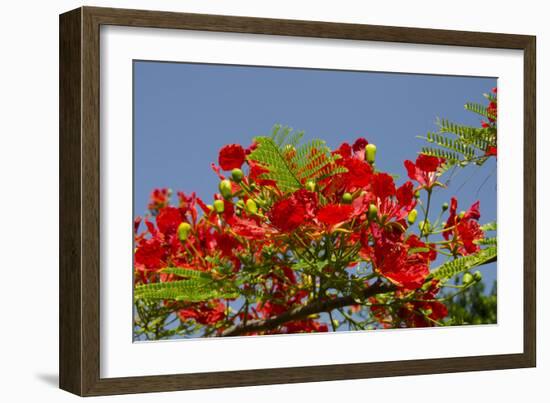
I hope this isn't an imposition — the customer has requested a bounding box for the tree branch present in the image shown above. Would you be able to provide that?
[221,282,394,337]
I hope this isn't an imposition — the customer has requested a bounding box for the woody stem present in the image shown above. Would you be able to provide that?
[221,282,395,337]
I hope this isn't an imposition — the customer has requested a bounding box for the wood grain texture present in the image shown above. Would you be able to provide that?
[59,8,82,396]
[59,6,537,396]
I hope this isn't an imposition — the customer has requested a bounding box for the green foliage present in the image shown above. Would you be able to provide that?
[248,124,347,193]
[480,221,497,232]
[134,274,238,302]
[465,102,496,121]
[419,92,497,168]
[431,245,497,281]
[475,237,497,246]
[160,267,214,280]
[444,280,497,325]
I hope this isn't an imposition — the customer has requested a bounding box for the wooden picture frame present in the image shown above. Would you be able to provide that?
[59,6,536,396]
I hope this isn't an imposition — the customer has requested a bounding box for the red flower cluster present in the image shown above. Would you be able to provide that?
[443,197,484,255]
[134,130,491,338]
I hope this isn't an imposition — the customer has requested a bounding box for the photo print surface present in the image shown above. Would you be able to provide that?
[132,61,497,341]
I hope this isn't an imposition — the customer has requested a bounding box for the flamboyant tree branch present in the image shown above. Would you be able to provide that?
[221,282,395,337]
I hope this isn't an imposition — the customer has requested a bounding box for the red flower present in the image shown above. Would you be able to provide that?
[372,173,396,200]
[443,197,484,255]
[156,206,183,235]
[456,219,484,254]
[148,188,171,212]
[332,142,352,159]
[268,190,318,232]
[269,197,306,232]
[406,234,437,262]
[404,154,444,190]
[396,181,415,210]
[341,158,373,189]
[372,235,429,290]
[292,189,319,219]
[178,301,226,325]
[352,137,368,153]
[398,280,448,327]
[487,101,497,122]
[352,137,369,159]
[284,319,329,333]
[485,145,497,157]
[135,238,165,270]
[228,215,270,239]
[214,231,241,257]
[218,144,246,170]
[317,204,354,226]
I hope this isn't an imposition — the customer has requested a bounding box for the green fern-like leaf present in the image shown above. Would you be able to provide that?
[160,267,213,281]
[437,119,493,152]
[135,279,238,302]
[480,221,497,232]
[421,147,462,163]
[475,237,497,246]
[248,136,302,192]
[419,92,497,170]
[484,92,497,103]
[431,246,497,281]
[424,132,477,158]
[248,125,345,193]
[464,102,496,121]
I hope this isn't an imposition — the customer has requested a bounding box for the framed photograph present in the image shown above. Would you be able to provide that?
[59,6,536,396]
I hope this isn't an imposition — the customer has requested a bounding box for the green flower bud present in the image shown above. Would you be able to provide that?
[219,179,232,199]
[414,190,421,199]
[419,219,431,235]
[473,271,483,282]
[245,199,258,215]
[442,202,449,211]
[213,199,225,214]
[177,222,191,242]
[368,204,378,221]
[459,211,466,219]
[462,272,474,285]
[305,180,316,192]
[407,209,418,225]
[365,143,377,164]
[342,192,353,204]
[231,168,244,183]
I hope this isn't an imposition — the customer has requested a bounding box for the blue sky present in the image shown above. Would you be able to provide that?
[133,60,497,304]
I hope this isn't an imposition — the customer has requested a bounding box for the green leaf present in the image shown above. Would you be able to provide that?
[430,246,497,281]
[248,125,346,193]
[464,102,497,121]
[135,279,238,302]
[160,267,213,281]
[409,247,431,254]
[474,237,497,246]
[480,221,497,231]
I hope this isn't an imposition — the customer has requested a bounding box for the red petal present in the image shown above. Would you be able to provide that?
[156,206,183,235]
[218,144,246,170]
[352,137,368,153]
[416,154,441,172]
[317,204,354,226]
[372,173,396,200]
